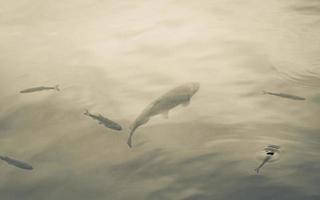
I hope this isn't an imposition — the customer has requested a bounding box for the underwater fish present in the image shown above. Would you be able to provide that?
[263,91,305,100]
[84,110,122,131]
[0,155,33,170]
[127,82,200,148]
[255,154,272,174]
[20,85,60,93]
[255,145,281,174]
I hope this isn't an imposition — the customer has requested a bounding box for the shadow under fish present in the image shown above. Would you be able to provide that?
[255,144,281,174]
[263,91,306,100]
[20,85,60,93]
[0,155,33,170]
[127,82,200,148]
[84,110,122,131]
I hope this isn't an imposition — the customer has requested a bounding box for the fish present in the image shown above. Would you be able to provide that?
[0,155,33,170]
[255,145,281,174]
[263,91,306,100]
[127,82,200,148]
[84,110,122,131]
[20,85,60,93]
[254,154,272,174]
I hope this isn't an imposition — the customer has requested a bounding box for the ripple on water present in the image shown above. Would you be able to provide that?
[272,63,320,88]
[256,144,281,163]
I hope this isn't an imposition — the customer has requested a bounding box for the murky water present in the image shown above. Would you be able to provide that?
[0,0,320,199]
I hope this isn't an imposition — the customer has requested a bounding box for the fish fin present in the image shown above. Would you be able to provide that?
[162,111,169,119]
[55,85,60,91]
[254,168,260,174]
[127,136,133,148]
[182,100,190,107]
[127,127,138,148]
[262,90,267,95]
[84,109,89,115]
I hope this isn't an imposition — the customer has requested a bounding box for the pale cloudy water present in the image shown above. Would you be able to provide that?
[0,0,320,199]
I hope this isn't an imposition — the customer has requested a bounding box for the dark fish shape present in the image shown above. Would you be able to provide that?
[0,155,33,170]
[255,145,281,174]
[255,154,272,174]
[20,85,60,93]
[84,110,122,131]
[127,82,200,148]
[263,91,306,100]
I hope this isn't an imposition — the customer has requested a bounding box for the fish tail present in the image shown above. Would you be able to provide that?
[55,85,60,91]
[127,135,133,148]
[254,168,260,174]
[127,127,137,148]
[262,90,267,95]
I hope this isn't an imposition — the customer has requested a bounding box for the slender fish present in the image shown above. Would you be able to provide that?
[0,155,33,170]
[255,145,280,174]
[255,154,273,174]
[263,91,305,100]
[20,85,60,93]
[84,110,122,131]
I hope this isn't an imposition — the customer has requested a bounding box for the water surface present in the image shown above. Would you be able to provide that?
[0,0,320,199]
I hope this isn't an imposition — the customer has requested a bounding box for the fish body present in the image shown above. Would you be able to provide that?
[20,85,60,93]
[255,144,281,174]
[127,82,200,148]
[255,155,272,174]
[0,156,33,170]
[84,110,122,131]
[263,91,305,100]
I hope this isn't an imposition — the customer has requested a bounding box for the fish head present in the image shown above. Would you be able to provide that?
[112,123,122,131]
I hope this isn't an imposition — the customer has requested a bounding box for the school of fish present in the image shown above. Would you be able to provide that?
[0,82,307,173]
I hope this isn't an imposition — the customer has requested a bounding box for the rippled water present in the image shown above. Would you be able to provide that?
[0,0,320,199]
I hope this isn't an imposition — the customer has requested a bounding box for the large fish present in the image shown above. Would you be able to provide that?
[84,110,122,131]
[20,85,60,93]
[127,82,200,148]
[0,155,33,170]
[263,91,305,100]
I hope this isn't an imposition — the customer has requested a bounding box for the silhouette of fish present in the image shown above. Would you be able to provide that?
[255,145,281,174]
[263,91,305,100]
[20,85,60,93]
[255,155,272,174]
[84,110,122,131]
[0,155,33,170]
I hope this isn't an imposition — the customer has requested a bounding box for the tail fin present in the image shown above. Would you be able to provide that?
[84,109,90,116]
[55,85,60,91]
[127,127,137,148]
[127,135,133,148]
[262,90,267,95]
[254,168,260,174]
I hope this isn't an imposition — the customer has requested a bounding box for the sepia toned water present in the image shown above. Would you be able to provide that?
[0,0,320,199]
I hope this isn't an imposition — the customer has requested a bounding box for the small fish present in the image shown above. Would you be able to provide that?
[255,154,272,174]
[20,85,60,93]
[0,155,33,170]
[263,91,305,100]
[255,145,281,174]
[127,82,200,148]
[84,110,122,131]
